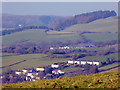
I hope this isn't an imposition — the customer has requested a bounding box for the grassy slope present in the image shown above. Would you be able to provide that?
[78,53,118,62]
[2,54,69,72]
[2,29,83,46]
[99,63,119,70]
[2,72,119,88]
[83,33,117,42]
[61,17,118,33]
[2,17,118,46]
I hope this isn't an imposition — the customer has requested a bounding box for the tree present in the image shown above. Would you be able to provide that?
[45,67,52,75]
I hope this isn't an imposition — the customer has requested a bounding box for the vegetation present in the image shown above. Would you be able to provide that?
[78,53,118,62]
[2,54,69,72]
[61,16,117,33]
[2,72,119,88]
[83,33,117,42]
[53,10,116,31]
[2,29,83,46]
[2,14,65,28]
[99,63,119,70]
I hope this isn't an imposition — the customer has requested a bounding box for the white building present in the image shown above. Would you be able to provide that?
[81,60,87,65]
[87,61,93,65]
[68,59,101,66]
[22,68,32,73]
[93,61,101,66]
[51,63,59,68]
[68,60,74,64]
[64,46,70,49]
[74,60,80,64]
[36,67,45,71]
[50,47,54,50]
[57,70,64,74]
[27,72,33,76]
[52,70,64,75]
[15,70,23,75]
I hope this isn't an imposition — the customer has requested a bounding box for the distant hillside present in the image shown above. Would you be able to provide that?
[53,10,117,31]
[2,14,66,28]
[2,10,117,29]
[2,16,118,46]
[2,72,119,88]
[61,16,118,33]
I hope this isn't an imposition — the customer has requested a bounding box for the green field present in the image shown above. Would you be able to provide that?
[2,72,119,88]
[99,63,119,70]
[2,17,118,46]
[61,17,117,33]
[2,54,69,71]
[78,53,118,62]
[83,33,118,42]
[2,29,83,46]
[62,66,78,73]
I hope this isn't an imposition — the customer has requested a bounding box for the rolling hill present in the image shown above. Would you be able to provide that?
[60,16,118,33]
[2,14,66,28]
[2,29,83,46]
[2,16,118,46]
[2,72,119,88]
[53,10,117,31]
[2,53,69,72]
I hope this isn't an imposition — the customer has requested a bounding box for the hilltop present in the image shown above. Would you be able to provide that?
[60,16,118,33]
[2,10,116,29]
[2,72,119,88]
[53,10,117,31]
[2,14,66,28]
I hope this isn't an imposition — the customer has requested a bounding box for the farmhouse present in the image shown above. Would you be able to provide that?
[36,67,45,71]
[15,70,23,75]
[58,46,70,49]
[51,63,59,68]
[68,59,101,66]
[22,68,32,73]
[0,74,3,79]
[68,59,74,64]
[52,70,64,75]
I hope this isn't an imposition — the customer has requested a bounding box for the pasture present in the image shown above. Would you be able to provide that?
[2,54,69,72]
[99,63,119,70]
[2,29,83,46]
[61,17,117,33]
[78,53,118,62]
[83,33,118,42]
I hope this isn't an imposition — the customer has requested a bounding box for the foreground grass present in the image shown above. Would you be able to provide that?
[2,72,119,88]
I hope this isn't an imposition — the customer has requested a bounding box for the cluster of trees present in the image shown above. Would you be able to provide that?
[2,26,52,36]
[64,64,99,77]
[2,36,118,58]
[2,69,26,84]
[101,57,117,66]
[53,10,116,31]
[2,43,118,60]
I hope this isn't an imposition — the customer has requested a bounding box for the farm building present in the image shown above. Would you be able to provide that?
[36,67,45,71]
[15,70,23,75]
[22,68,33,73]
[52,70,64,75]
[68,59,101,66]
[51,63,59,68]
